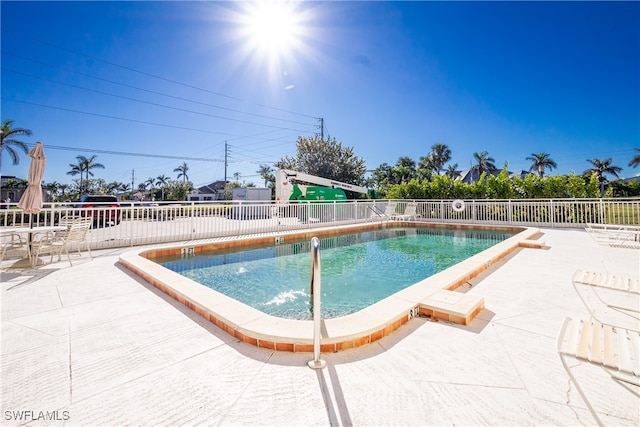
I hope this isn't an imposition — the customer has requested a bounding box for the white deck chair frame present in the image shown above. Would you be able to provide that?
[369,202,398,221]
[571,269,640,324]
[391,202,420,221]
[557,317,640,426]
[585,223,640,249]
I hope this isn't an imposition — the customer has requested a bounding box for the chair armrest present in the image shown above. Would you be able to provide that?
[31,230,56,245]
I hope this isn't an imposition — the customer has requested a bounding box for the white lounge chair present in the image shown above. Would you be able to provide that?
[369,202,399,221]
[392,202,420,221]
[381,202,399,220]
[557,317,640,425]
[572,269,639,295]
[572,269,640,324]
[585,223,640,249]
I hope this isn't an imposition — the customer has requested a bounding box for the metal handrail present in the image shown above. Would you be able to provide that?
[308,237,326,369]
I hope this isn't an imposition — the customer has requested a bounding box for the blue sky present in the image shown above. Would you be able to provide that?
[2,1,639,190]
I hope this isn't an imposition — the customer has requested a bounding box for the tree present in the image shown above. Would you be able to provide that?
[46,181,62,201]
[445,163,458,178]
[81,155,105,183]
[174,162,189,182]
[68,155,105,193]
[67,162,84,190]
[471,151,497,180]
[165,180,191,201]
[583,158,622,183]
[233,172,241,182]
[526,152,557,178]
[629,148,640,168]
[0,119,32,172]
[58,183,70,201]
[257,164,274,188]
[276,135,367,189]
[417,155,435,181]
[369,163,393,188]
[583,157,623,196]
[429,143,452,175]
[144,177,156,190]
[156,174,170,200]
[393,156,417,183]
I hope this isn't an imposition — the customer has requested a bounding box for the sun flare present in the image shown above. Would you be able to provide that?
[239,1,305,60]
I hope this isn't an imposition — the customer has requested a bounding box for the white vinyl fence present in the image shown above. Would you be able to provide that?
[1,198,638,250]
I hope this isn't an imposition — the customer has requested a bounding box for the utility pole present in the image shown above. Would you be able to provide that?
[317,118,324,140]
[131,169,135,194]
[224,141,228,185]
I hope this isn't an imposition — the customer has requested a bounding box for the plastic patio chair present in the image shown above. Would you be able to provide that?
[31,217,93,267]
[0,233,31,263]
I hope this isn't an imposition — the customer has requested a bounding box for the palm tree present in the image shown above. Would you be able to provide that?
[583,158,622,182]
[1,119,32,172]
[117,182,131,194]
[445,163,458,178]
[471,151,497,180]
[81,155,105,182]
[429,143,452,175]
[174,162,189,182]
[629,148,640,168]
[394,156,416,183]
[58,183,69,201]
[46,181,61,201]
[526,152,557,178]
[416,154,434,182]
[144,177,156,190]
[68,155,105,193]
[583,157,623,196]
[257,164,274,187]
[67,162,84,191]
[156,174,170,200]
[233,172,241,182]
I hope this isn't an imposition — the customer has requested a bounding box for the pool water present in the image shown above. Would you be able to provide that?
[158,228,512,320]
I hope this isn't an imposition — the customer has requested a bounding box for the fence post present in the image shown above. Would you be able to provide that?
[472,200,476,223]
[599,198,605,224]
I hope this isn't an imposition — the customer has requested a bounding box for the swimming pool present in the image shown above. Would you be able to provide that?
[156,228,513,320]
[119,222,544,352]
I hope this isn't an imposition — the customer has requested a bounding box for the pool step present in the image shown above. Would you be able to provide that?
[418,290,485,325]
[518,238,546,249]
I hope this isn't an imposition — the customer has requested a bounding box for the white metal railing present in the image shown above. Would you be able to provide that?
[1,198,638,251]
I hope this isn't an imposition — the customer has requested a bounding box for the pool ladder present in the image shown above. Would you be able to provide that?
[308,237,326,369]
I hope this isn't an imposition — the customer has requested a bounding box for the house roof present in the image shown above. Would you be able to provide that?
[195,180,227,194]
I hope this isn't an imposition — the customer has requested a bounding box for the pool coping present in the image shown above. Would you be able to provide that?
[118,222,544,352]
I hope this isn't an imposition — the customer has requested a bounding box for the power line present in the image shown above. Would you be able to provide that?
[29,143,224,162]
[3,98,237,136]
[3,52,315,127]
[2,29,318,119]
[3,67,312,134]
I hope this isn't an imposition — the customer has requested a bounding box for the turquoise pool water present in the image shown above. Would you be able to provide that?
[158,228,512,320]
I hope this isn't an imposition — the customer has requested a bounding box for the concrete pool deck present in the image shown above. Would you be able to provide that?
[1,227,639,425]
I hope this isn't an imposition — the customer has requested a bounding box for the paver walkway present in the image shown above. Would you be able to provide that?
[1,228,639,426]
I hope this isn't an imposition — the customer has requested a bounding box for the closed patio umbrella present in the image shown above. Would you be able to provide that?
[17,142,46,220]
